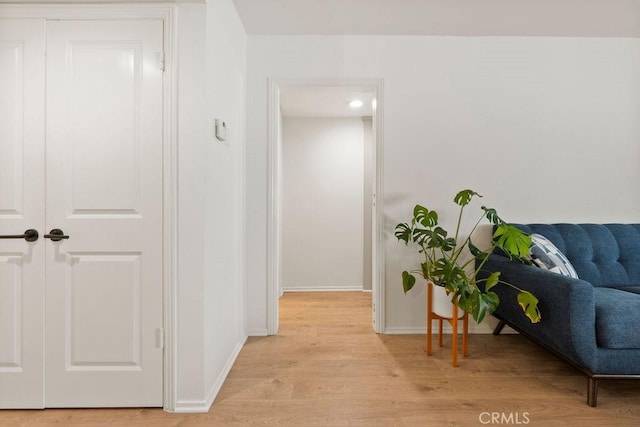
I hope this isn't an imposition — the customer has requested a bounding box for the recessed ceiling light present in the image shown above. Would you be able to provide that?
[348,99,364,108]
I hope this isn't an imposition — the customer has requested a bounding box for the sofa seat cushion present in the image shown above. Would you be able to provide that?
[609,285,640,295]
[594,287,640,349]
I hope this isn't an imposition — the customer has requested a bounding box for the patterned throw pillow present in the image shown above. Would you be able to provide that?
[528,233,579,278]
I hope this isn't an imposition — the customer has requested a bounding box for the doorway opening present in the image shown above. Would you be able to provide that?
[266,79,384,334]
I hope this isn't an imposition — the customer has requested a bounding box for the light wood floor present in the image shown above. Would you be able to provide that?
[2,291,640,426]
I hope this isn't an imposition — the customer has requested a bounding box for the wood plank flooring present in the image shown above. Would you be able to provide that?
[2,291,640,426]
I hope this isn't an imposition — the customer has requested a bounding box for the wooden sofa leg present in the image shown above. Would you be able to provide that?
[493,320,506,336]
[587,378,598,407]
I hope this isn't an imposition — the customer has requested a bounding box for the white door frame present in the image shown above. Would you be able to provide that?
[0,3,178,411]
[266,78,385,334]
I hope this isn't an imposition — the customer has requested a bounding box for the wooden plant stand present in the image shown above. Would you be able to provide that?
[426,282,469,367]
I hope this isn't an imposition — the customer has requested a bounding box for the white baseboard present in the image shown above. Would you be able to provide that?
[282,287,364,292]
[173,336,247,413]
[248,328,268,336]
[171,399,210,414]
[383,322,497,335]
[383,326,428,335]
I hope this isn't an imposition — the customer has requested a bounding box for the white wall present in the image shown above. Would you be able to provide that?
[175,0,246,411]
[246,35,640,334]
[175,3,206,407]
[277,107,283,297]
[281,117,364,291]
[202,0,246,409]
[362,117,373,291]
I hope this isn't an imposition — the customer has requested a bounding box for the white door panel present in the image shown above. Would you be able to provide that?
[45,19,163,407]
[0,17,163,408]
[0,19,46,409]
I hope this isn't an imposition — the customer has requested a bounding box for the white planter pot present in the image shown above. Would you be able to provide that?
[431,283,464,319]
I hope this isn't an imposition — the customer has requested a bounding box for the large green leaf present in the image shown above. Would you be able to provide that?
[517,291,541,323]
[484,271,501,291]
[455,284,472,310]
[401,271,416,293]
[422,227,452,250]
[468,240,487,259]
[412,227,430,246]
[441,237,456,252]
[465,289,499,323]
[494,224,531,259]
[414,205,438,227]
[482,206,501,225]
[431,258,466,287]
[394,223,412,244]
[454,189,481,207]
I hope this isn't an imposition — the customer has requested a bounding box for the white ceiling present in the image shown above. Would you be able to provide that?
[232,0,640,37]
[280,87,374,118]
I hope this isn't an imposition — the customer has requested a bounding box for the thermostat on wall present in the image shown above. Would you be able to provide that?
[215,118,228,142]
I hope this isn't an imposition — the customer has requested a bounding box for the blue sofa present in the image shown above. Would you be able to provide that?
[478,223,640,406]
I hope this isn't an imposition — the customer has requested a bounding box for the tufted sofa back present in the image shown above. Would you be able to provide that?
[512,224,640,288]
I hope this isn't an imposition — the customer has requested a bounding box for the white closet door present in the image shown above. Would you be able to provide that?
[0,19,46,409]
[44,20,164,407]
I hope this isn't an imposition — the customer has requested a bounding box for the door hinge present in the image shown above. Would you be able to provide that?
[157,52,165,71]
[156,328,165,349]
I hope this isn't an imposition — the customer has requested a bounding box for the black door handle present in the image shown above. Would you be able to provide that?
[44,229,70,242]
[0,229,39,242]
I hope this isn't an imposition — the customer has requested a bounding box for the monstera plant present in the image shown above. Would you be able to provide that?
[395,189,541,324]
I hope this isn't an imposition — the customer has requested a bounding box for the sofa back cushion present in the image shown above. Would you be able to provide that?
[513,224,640,288]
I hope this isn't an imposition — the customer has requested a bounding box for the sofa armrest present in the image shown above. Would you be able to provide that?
[478,254,597,370]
